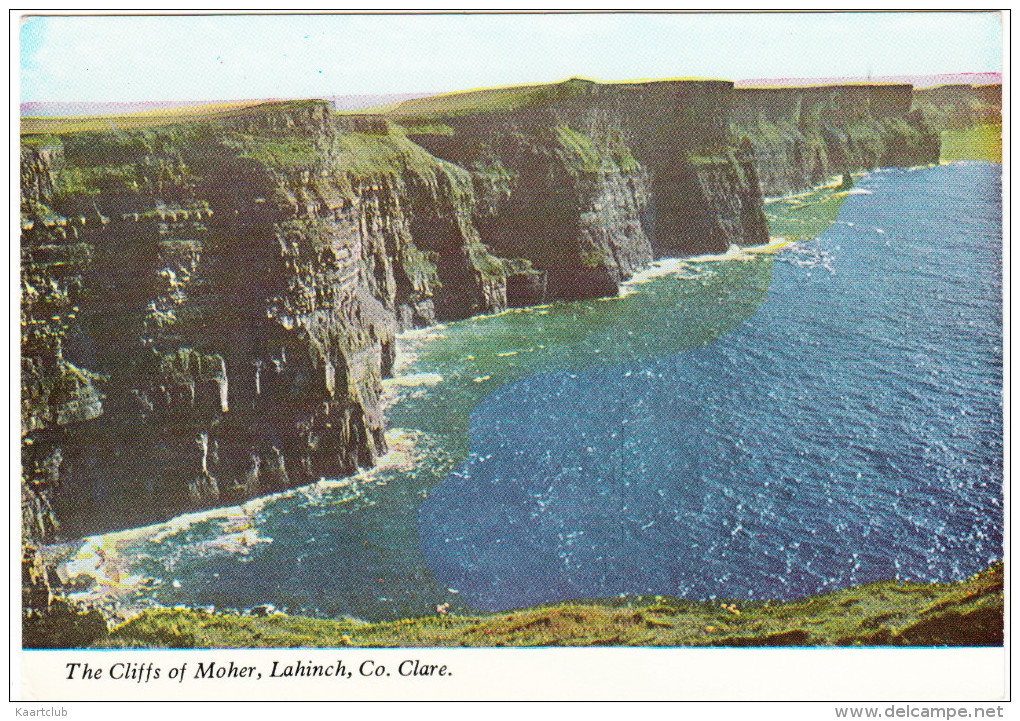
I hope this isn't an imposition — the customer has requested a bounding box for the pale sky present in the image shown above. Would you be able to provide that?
[19,12,1003,104]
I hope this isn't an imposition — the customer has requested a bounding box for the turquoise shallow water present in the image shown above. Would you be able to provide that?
[141,162,1002,620]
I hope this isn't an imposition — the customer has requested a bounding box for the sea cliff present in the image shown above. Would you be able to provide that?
[21,77,954,541]
[21,102,518,539]
[730,83,940,196]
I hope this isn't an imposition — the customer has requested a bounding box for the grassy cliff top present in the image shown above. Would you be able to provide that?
[21,98,331,137]
[367,77,598,118]
[101,563,1002,648]
[373,76,731,121]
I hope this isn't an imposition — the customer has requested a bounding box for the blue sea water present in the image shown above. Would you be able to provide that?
[144,162,1002,620]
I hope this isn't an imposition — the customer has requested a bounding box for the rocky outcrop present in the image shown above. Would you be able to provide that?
[409,117,655,300]
[730,84,940,196]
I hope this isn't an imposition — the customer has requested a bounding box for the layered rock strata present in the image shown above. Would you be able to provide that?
[402,78,769,284]
[911,83,1002,131]
[21,102,522,537]
[730,84,941,196]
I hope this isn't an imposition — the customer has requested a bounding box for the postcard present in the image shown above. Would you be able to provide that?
[14,10,1006,711]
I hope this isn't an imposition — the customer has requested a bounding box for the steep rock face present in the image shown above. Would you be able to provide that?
[730,84,940,196]
[402,78,769,284]
[911,83,1002,131]
[20,102,525,537]
[594,80,769,256]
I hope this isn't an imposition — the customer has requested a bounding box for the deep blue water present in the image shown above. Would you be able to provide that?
[417,162,1003,611]
[141,162,1002,620]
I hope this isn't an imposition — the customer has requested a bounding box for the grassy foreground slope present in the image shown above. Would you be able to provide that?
[103,563,1002,648]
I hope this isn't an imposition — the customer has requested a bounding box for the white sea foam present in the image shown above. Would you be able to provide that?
[382,372,443,388]
[43,425,424,617]
[398,323,447,340]
[617,259,711,298]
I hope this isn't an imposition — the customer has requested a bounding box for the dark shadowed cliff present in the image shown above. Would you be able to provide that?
[395,77,770,283]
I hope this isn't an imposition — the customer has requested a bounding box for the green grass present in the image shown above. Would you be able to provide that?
[331,128,471,188]
[381,77,597,120]
[398,122,456,137]
[550,124,641,176]
[101,563,1002,648]
[20,99,324,137]
[552,124,602,173]
[939,124,1002,163]
[22,101,264,136]
[20,133,63,149]
[240,138,321,170]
